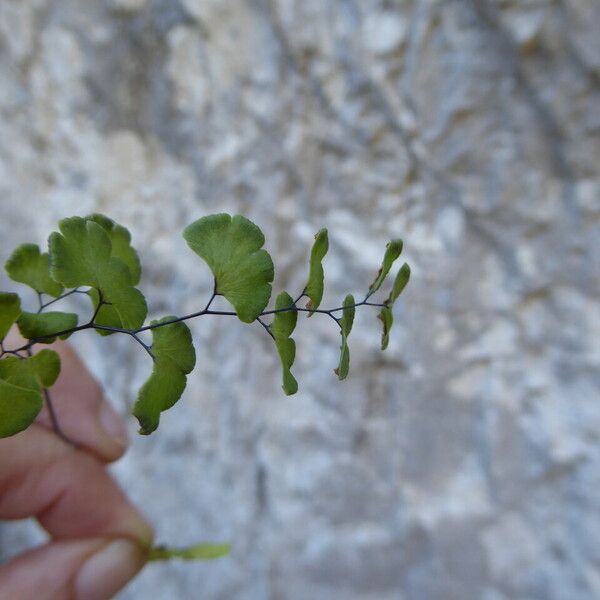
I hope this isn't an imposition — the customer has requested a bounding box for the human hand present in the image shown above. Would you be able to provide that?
[0,331,153,600]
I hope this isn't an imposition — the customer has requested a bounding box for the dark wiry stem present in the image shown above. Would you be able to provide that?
[0,341,26,359]
[257,316,275,341]
[3,284,387,445]
[204,279,218,312]
[327,313,342,329]
[90,290,106,323]
[4,290,387,356]
[136,310,213,333]
[293,290,306,305]
[130,333,155,359]
[40,288,87,311]
[43,388,78,447]
[91,325,155,359]
[22,346,75,446]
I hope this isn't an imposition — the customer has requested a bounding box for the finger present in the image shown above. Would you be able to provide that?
[0,425,153,545]
[0,538,147,600]
[4,329,128,462]
[43,340,129,462]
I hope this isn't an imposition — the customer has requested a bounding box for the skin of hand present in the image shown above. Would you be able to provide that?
[0,330,154,600]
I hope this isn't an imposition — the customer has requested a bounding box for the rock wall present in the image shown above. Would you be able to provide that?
[0,0,599,598]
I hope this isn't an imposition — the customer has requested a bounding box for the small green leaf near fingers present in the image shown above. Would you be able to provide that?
[368,239,403,295]
[17,311,78,343]
[148,543,231,562]
[48,217,147,330]
[335,294,355,380]
[0,350,61,438]
[27,349,62,387]
[304,228,328,316]
[0,378,43,438]
[0,351,61,390]
[4,244,64,298]
[378,306,394,351]
[86,214,142,285]
[132,317,196,435]
[183,214,274,324]
[387,262,411,305]
[0,292,21,341]
[272,291,298,395]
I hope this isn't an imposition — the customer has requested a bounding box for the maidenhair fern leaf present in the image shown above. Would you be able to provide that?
[272,291,298,395]
[0,377,42,438]
[387,262,411,305]
[5,244,64,298]
[132,317,196,435]
[335,294,355,380]
[304,228,328,316]
[377,262,410,350]
[378,306,394,351]
[0,350,61,438]
[81,214,144,334]
[0,292,21,341]
[368,239,403,295]
[183,214,274,323]
[48,217,147,331]
[17,311,78,343]
[86,213,142,285]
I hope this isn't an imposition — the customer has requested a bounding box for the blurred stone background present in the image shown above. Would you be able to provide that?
[0,0,599,598]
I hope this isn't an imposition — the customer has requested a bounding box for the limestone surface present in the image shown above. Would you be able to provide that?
[0,1,599,599]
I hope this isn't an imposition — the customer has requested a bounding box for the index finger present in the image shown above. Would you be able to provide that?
[0,425,151,544]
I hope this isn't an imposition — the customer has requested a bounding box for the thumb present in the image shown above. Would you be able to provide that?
[0,425,153,599]
[0,537,147,600]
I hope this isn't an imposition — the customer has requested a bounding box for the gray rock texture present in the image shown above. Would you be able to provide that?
[1,0,599,598]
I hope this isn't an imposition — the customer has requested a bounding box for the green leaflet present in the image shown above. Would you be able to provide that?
[27,349,62,387]
[86,213,142,285]
[148,543,231,562]
[5,244,64,298]
[304,228,328,316]
[0,379,42,438]
[84,214,143,334]
[87,289,123,337]
[183,214,274,323]
[378,306,394,351]
[272,291,298,395]
[0,350,61,437]
[0,292,21,341]
[335,294,355,380]
[377,263,410,350]
[17,311,78,344]
[48,217,147,331]
[340,294,356,338]
[387,263,411,305]
[368,239,403,295]
[0,351,61,390]
[132,317,196,435]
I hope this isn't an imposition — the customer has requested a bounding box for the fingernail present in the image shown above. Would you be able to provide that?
[76,540,146,600]
[99,403,129,449]
[124,509,155,548]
